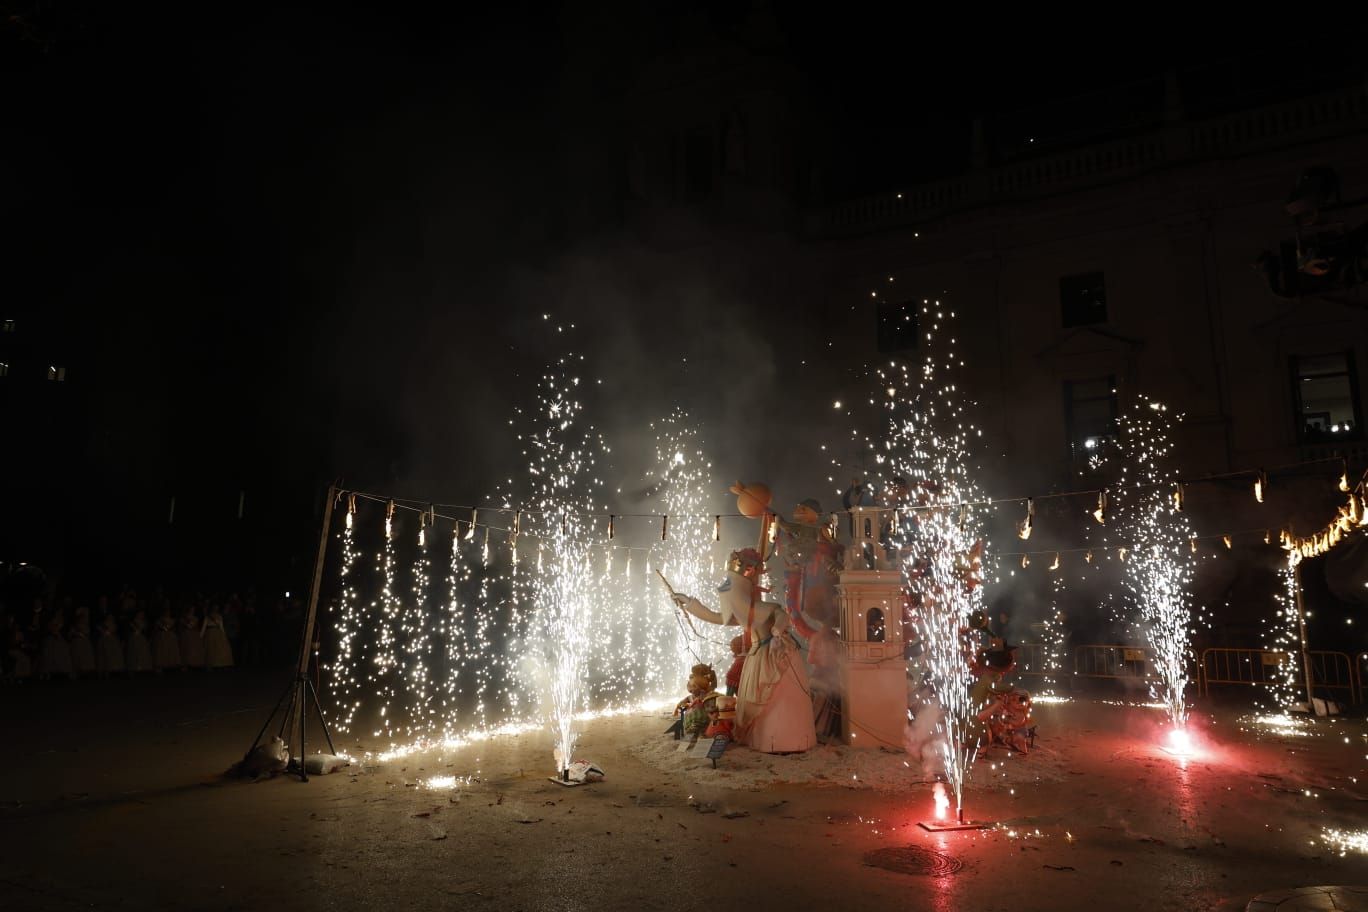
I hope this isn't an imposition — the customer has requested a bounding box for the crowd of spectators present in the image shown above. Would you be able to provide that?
[3,585,306,681]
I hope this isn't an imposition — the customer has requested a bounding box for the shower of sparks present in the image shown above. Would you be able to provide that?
[1240,712,1313,737]
[326,514,365,731]
[405,525,433,736]
[323,342,707,756]
[1321,828,1368,856]
[861,301,987,820]
[646,411,727,691]
[374,512,402,738]
[1262,557,1305,711]
[1037,574,1070,698]
[1092,397,1198,732]
[423,774,471,790]
[507,353,609,773]
[441,528,470,727]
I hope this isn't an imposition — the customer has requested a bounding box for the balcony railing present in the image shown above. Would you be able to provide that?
[809,84,1368,238]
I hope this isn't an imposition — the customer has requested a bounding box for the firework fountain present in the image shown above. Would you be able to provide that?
[1101,398,1197,741]
[863,301,988,823]
[506,353,611,776]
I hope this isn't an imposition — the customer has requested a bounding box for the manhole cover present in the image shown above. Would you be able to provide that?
[863,845,963,877]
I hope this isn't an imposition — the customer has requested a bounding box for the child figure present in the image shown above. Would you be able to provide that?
[202,605,234,669]
[69,606,96,676]
[675,664,720,740]
[125,610,153,673]
[95,613,125,676]
[703,695,736,740]
[179,607,205,669]
[152,608,182,670]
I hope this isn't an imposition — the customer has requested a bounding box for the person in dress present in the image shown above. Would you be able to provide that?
[6,618,33,680]
[95,612,125,676]
[125,610,153,673]
[179,606,205,669]
[671,548,816,754]
[69,606,96,676]
[38,610,74,680]
[202,605,234,669]
[152,607,182,671]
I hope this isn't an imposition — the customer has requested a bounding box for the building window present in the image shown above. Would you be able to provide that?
[1065,376,1118,457]
[1060,272,1107,327]
[876,300,919,353]
[47,365,66,382]
[1,320,14,332]
[1292,352,1361,442]
[866,606,886,643]
[0,362,8,377]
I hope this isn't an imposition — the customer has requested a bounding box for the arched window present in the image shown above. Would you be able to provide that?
[866,606,886,643]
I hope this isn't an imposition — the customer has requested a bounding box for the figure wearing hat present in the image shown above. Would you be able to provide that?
[670,547,816,754]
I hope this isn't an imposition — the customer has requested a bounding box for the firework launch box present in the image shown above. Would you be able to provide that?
[838,568,907,749]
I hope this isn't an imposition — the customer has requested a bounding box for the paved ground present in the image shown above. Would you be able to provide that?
[1,671,1366,911]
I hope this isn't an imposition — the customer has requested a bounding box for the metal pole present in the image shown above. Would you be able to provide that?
[291,485,338,775]
[1292,560,1320,715]
[297,485,337,677]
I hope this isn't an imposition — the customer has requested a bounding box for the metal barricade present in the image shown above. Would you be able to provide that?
[1199,647,1286,695]
[1013,642,1050,676]
[1073,644,1156,681]
[1200,648,1358,703]
[1360,651,1368,705]
[1309,651,1358,704]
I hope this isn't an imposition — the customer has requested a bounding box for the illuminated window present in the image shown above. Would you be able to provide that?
[1065,376,1118,457]
[0,362,8,377]
[0,320,14,332]
[47,366,66,382]
[876,300,919,353]
[1060,272,1107,327]
[1293,352,1361,442]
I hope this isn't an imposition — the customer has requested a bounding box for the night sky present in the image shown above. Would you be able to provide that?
[2,4,1345,590]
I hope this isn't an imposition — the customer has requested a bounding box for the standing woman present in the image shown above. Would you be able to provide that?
[152,606,181,671]
[179,605,205,670]
[202,604,234,669]
[125,609,153,673]
[95,612,125,676]
[38,609,74,680]
[69,606,96,677]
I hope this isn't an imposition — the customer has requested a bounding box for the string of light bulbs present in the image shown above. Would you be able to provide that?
[337,454,1354,559]
[340,455,1349,530]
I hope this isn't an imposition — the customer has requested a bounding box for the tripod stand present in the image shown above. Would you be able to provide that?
[240,484,339,781]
